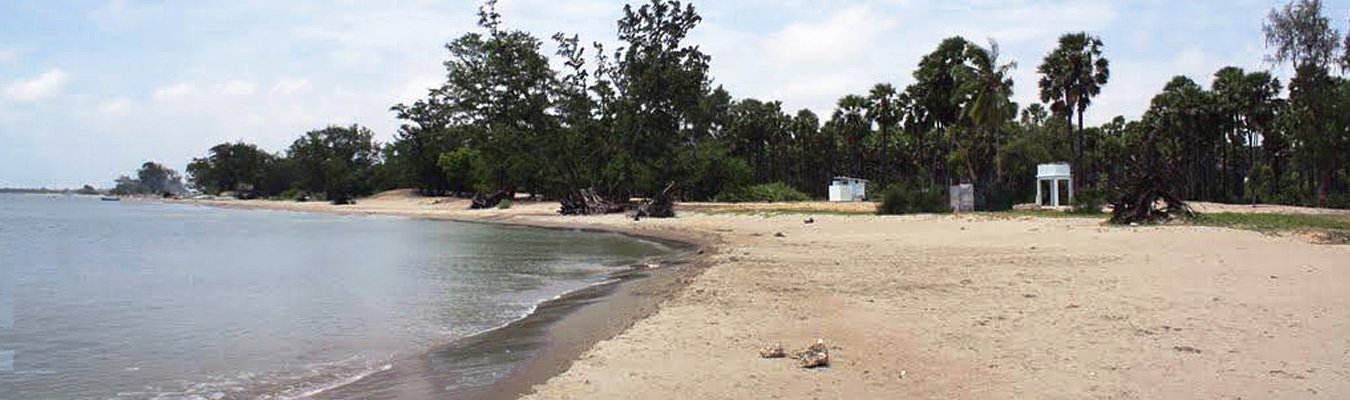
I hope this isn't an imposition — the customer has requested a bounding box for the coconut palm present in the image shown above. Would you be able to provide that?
[961,40,1018,181]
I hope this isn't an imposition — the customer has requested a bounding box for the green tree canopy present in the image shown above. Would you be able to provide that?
[287,125,381,204]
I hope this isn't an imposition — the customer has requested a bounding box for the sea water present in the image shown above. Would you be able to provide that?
[0,194,673,399]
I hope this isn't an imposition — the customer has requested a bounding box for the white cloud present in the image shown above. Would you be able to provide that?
[218,80,257,96]
[764,5,896,63]
[152,83,195,103]
[4,70,71,102]
[97,97,134,117]
[271,78,311,96]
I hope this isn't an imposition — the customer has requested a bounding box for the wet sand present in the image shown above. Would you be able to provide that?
[173,192,1350,399]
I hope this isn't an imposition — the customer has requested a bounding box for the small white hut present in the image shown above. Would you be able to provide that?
[829,177,868,202]
[1035,163,1073,207]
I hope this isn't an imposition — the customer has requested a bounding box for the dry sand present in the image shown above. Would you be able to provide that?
[173,192,1350,399]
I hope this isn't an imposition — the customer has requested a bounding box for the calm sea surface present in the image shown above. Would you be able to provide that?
[0,194,674,399]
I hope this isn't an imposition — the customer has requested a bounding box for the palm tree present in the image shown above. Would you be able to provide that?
[1037,32,1110,187]
[962,40,1018,182]
[866,84,901,184]
[833,95,870,177]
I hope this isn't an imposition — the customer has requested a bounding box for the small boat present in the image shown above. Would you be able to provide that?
[100,196,120,202]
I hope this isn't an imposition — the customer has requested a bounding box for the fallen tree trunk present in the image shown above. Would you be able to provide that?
[470,190,513,209]
[558,187,627,215]
[1106,128,1196,225]
[1109,187,1194,225]
[633,182,676,219]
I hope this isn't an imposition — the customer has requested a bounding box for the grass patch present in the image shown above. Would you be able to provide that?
[1189,212,1350,232]
[715,183,813,203]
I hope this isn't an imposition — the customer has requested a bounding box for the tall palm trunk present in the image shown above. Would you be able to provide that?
[1077,108,1085,189]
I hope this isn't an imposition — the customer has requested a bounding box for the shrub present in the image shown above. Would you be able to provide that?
[1071,186,1106,214]
[877,182,948,215]
[497,199,513,209]
[280,188,306,201]
[716,182,812,203]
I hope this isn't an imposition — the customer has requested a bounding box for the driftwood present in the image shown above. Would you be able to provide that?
[1109,187,1194,224]
[559,187,627,215]
[633,182,676,219]
[470,190,512,209]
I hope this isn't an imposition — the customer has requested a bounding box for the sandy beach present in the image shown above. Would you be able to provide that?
[173,192,1350,399]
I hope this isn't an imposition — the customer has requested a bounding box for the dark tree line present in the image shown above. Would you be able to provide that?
[172,0,1350,210]
[111,161,185,196]
[181,125,391,203]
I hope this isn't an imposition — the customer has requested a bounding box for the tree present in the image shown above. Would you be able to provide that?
[186,142,285,196]
[726,98,790,184]
[287,125,381,204]
[791,109,831,196]
[906,37,986,185]
[1038,32,1110,188]
[866,83,901,185]
[1286,65,1349,205]
[1342,17,1350,72]
[438,147,488,194]
[393,0,555,198]
[546,32,608,198]
[1263,0,1341,70]
[961,39,1018,183]
[609,0,713,199]
[829,95,870,178]
[135,161,184,195]
[1211,67,1282,201]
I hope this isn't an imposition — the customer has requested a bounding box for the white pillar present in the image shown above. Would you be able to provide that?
[1050,179,1060,207]
[1035,179,1043,206]
[1036,179,1047,208]
[1066,178,1074,205]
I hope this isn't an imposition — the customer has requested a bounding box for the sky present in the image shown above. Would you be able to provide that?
[2,0,1347,188]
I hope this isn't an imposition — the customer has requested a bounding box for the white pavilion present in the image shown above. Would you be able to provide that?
[1035,163,1073,207]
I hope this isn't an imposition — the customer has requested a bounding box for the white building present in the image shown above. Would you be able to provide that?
[1035,163,1073,207]
[829,177,868,202]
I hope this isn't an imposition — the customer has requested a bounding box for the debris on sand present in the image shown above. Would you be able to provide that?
[1173,346,1202,354]
[794,339,830,368]
[774,232,787,238]
[758,344,786,358]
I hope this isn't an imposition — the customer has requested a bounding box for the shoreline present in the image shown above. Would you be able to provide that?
[159,195,723,399]
[159,193,1350,399]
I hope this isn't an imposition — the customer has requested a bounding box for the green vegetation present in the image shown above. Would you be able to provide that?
[716,182,812,203]
[287,125,382,205]
[1190,212,1350,232]
[876,182,949,215]
[186,142,291,198]
[1071,184,1107,215]
[111,162,185,196]
[115,0,1347,214]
